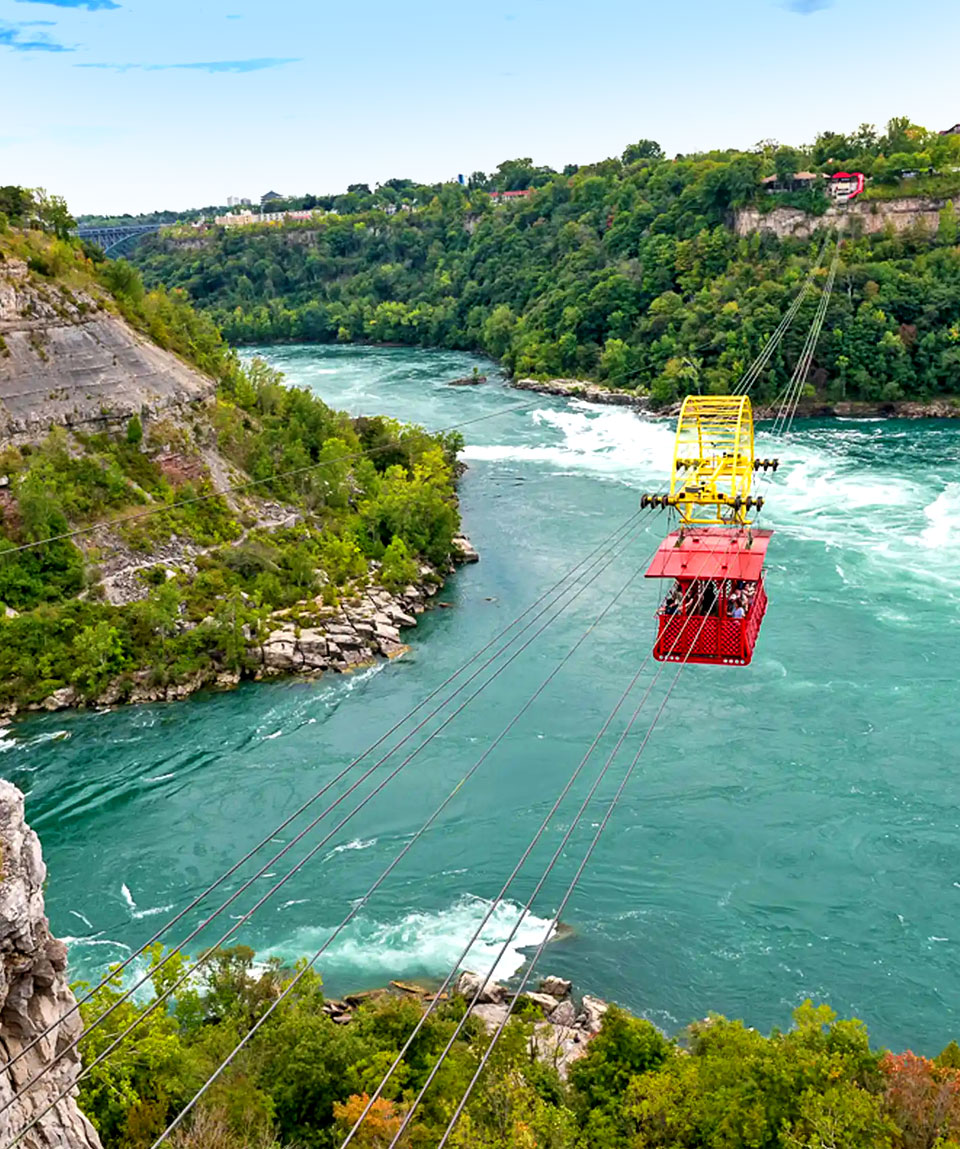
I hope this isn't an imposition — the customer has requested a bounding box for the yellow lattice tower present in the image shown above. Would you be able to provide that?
[641,395,777,526]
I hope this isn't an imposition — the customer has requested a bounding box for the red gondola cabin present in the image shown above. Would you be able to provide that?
[645,528,772,666]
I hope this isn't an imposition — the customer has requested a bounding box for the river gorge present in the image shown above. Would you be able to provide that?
[3,345,959,1054]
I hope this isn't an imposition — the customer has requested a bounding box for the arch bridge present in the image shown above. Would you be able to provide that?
[74,223,165,256]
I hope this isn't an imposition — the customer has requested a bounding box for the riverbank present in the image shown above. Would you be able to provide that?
[511,375,960,419]
[0,535,480,720]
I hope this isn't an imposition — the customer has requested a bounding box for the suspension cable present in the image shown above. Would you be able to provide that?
[734,233,830,396]
[0,503,645,1086]
[773,232,842,437]
[340,584,665,1146]
[434,601,718,1147]
[135,523,656,1149]
[5,515,652,1147]
[380,561,719,1147]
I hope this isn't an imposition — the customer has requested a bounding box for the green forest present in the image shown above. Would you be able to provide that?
[0,209,462,709]
[128,116,960,405]
[77,945,960,1149]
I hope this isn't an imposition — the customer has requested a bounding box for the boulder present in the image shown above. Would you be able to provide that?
[470,1002,512,1033]
[521,991,560,1014]
[41,686,78,712]
[579,994,609,1034]
[530,1022,587,1078]
[262,629,301,670]
[548,999,578,1028]
[452,535,479,563]
[456,970,506,1004]
[540,975,573,999]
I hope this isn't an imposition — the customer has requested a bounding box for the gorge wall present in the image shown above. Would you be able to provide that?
[734,195,949,240]
[0,781,101,1149]
[0,255,214,442]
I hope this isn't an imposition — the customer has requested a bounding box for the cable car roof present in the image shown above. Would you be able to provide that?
[645,528,773,582]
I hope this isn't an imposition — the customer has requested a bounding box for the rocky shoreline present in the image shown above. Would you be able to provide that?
[323,970,610,1078]
[0,535,480,721]
[511,375,960,420]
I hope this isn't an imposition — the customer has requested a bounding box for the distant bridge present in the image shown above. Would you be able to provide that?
[74,223,165,256]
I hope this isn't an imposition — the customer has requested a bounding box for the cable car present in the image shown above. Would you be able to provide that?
[640,395,777,667]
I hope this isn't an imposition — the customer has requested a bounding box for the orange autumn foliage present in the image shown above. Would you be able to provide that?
[883,1050,960,1148]
[332,1093,408,1149]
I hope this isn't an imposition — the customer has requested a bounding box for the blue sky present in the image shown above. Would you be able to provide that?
[1,0,957,215]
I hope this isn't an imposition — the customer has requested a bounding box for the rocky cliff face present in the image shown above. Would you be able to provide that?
[0,782,101,1149]
[0,256,214,442]
[734,196,947,240]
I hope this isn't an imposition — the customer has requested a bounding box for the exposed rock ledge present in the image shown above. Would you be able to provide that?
[0,257,215,442]
[0,782,101,1149]
[321,971,609,1079]
[511,377,960,420]
[15,535,480,717]
[512,376,650,410]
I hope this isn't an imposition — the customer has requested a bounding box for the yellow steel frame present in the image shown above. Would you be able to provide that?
[669,395,755,525]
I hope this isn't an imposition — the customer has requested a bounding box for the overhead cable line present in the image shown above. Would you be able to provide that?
[6,514,652,1147]
[136,519,655,1149]
[772,232,842,437]
[437,651,696,1147]
[379,561,721,1147]
[734,234,831,397]
[0,517,647,1082]
[0,397,547,558]
[340,576,668,1146]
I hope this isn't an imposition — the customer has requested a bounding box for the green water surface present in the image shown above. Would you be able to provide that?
[4,345,958,1051]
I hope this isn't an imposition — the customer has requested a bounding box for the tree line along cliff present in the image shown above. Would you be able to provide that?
[125,116,960,407]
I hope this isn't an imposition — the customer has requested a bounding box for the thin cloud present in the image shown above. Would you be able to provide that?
[79,56,299,73]
[0,19,72,50]
[14,0,120,9]
[785,0,833,11]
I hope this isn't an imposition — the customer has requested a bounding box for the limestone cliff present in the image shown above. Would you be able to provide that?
[734,195,948,240]
[0,782,101,1149]
[0,255,214,442]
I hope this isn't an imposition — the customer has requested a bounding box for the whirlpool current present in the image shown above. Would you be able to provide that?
[3,344,959,1052]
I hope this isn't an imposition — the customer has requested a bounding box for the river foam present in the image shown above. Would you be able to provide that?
[260,895,556,986]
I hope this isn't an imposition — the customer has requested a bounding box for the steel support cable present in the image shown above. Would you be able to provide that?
[735,233,829,395]
[734,234,831,396]
[6,515,652,1148]
[782,237,841,437]
[771,232,841,436]
[771,272,829,436]
[435,603,718,1148]
[134,522,656,1149]
[0,508,646,1089]
[340,584,668,1146]
[380,563,719,1148]
[2,513,648,1125]
[0,398,548,559]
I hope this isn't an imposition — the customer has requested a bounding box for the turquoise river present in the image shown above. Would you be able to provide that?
[3,346,959,1052]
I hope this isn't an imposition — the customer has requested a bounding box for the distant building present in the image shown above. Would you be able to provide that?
[760,171,819,194]
[261,190,284,205]
[226,196,240,207]
[489,189,534,204]
[214,207,322,228]
[939,124,960,136]
[215,210,259,227]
